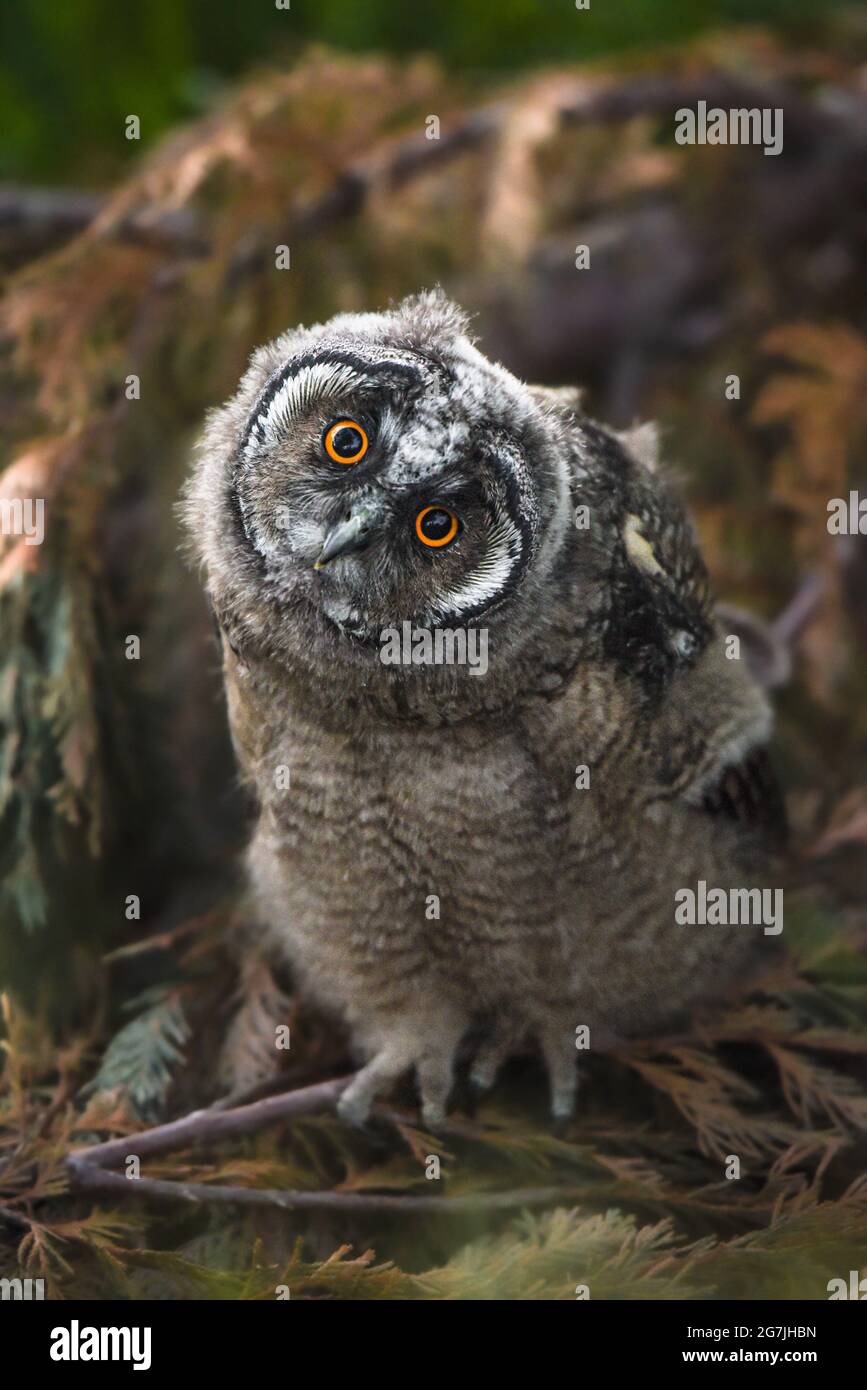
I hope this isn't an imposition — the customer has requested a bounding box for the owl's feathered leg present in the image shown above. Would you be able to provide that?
[336,1008,466,1131]
[337,1038,419,1129]
[468,1018,523,1097]
[415,1052,456,1132]
[538,1020,579,1132]
[416,1005,468,1131]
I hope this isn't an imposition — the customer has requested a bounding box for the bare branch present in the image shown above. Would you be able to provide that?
[772,572,827,648]
[66,1075,579,1214]
[68,1076,349,1174]
[67,1164,580,1214]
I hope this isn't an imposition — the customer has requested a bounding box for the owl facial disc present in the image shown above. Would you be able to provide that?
[231,333,546,644]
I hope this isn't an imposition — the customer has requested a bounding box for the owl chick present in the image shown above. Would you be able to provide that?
[183,290,783,1131]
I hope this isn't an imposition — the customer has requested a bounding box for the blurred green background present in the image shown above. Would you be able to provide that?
[0,0,853,183]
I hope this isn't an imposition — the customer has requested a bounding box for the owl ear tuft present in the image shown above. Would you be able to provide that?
[616,421,661,473]
[390,287,472,346]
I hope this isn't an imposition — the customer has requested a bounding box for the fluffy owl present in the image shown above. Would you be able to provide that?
[183,290,784,1131]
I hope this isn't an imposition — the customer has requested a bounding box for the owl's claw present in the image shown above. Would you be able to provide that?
[467,1022,521,1103]
[337,1027,464,1143]
[549,1072,579,1138]
[336,1087,369,1130]
[420,1101,447,1134]
[539,1025,580,1134]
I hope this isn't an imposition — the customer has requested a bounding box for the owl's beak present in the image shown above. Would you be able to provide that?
[313,502,385,570]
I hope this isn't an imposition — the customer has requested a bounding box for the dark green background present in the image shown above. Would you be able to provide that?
[0,0,852,183]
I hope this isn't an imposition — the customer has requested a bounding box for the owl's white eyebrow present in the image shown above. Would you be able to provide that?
[247,359,361,453]
[240,347,429,458]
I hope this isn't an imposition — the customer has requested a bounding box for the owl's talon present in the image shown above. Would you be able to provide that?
[467,1066,496,1096]
[421,1101,447,1134]
[336,1089,369,1130]
[466,1025,519,1103]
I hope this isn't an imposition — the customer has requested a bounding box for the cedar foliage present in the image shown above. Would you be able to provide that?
[1,25,867,1298]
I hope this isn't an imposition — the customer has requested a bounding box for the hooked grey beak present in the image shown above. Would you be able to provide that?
[313,501,385,570]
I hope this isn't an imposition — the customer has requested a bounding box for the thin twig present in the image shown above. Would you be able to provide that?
[772,572,825,647]
[0,1203,31,1231]
[68,1076,349,1173]
[68,1166,580,1214]
[65,1075,578,1214]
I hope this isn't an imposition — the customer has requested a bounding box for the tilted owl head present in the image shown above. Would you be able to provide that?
[185,290,712,705]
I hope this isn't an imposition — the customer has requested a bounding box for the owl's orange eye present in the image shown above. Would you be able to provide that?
[323,419,368,465]
[415,505,460,549]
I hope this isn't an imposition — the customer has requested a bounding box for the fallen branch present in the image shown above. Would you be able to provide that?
[65,1074,579,1214]
[772,571,826,649]
[67,1165,579,1214]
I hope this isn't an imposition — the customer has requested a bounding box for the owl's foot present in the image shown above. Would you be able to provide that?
[337,1043,417,1129]
[337,1014,466,1135]
[539,1023,579,1130]
[467,1020,523,1100]
[420,1100,447,1134]
[416,1044,461,1135]
[336,1089,376,1131]
[468,1056,502,1096]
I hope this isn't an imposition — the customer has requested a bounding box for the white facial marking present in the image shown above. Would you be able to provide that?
[429,513,522,624]
[247,361,361,457]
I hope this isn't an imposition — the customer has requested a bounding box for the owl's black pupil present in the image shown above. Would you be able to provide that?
[421,509,452,540]
[332,425,363,457]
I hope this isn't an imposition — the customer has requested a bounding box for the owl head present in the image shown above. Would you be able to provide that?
[184,291,712,716]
